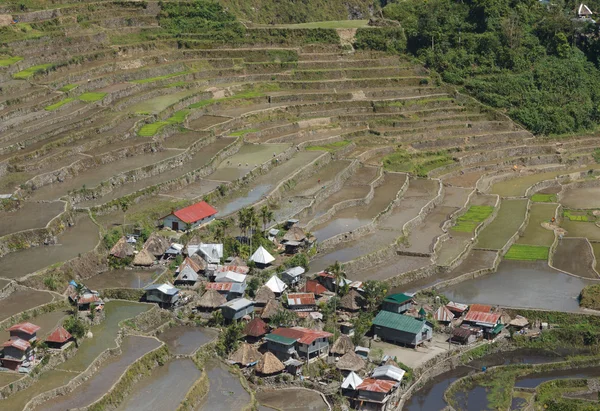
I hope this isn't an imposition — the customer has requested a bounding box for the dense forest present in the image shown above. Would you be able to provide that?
[384,0,600,135]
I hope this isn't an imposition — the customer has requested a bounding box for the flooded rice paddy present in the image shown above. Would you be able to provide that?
[560,186,600,209]
[0,201,65,237]
[256,388,328,411]
[516,203,556,247]
[0,372,23,389]
[562,220,600,241]
[442,260,592,312]
[41,336,162,411]
[208,144,289,182]
[0,370,74,410]
[552,238,599,279]
[476,199,528,250]
[0,289,54,322]
[196,360,251,411]
[0,215,99,279]
[84,268,164,289]
[116,358,201,411]
[157,325,217,355]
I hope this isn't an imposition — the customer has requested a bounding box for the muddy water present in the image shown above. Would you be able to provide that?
[84,268,164,290]
[0,370,74,411]
[0,215,99,279]
[0,289,54,322]
[312,172,405,240]
[256,388,328,411]
[442,260,592,312]
[402,206,456,254]
[436,231,471,267]
[0,201,65,237]
[78,138,234,207]
[128,90,198,114]
[217,184,271,217]
[515,366,600,388]
[476,199,528,250]
[0,309,68,342]
[403,349,564,411]
[196,360,250,411]
[158,325,217,355]
[208,144,289,182]
[443,170,487,188]
[60,301,151,372]
[29,150,181,201]
[116,358,201,411]
[561,186,600,209]
[552,238,599,279]
[562,220,600,241]
[303,185,370,223]
[291,160,350,196]
[165,178,222,200]
[516,203,557,247]
[358,254,432,281]
[40,336,162,411]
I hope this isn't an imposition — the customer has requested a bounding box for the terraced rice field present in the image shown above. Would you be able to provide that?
[476,199,528,250]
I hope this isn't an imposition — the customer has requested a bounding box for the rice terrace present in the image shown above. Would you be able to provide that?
[1,0,600,410]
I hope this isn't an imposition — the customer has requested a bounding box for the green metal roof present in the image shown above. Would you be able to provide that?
[383,293,413,304]
[265,333,296,345]
[491,324,504,334]
[418,307,426,316]
[373,311,426,334]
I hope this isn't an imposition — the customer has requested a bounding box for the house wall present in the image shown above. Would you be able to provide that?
[297,338,329,359]
[266,341,296,361]
[382,301,412,314]
[163,214,215,230]
[222,304,254,320]
[9,331,36,342]
[289,304,316,312]
[145,290,178,305]
[374,323,432,346]
[357,390,387,403]
[3,346,27,360]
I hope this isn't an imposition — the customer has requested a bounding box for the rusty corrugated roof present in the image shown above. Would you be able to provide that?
[8,322,40,335]
[2,338,30,351]
[470,304,492,313]
[204,282,233,291]
[357,378,395,393]
[272,326,332,345]
[464,310,500,326]
[287,293,316,306]
[46,326,72,344]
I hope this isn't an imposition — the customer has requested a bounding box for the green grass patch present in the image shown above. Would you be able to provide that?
[59,83,78,92]
[0,56,23,67]
[229,128,259,137]
[531,193,557,203]
[79,92,107,102]
[137,109,190,137]
[383,149,456,177]
[306,140,352,152]
[188,89,268,109]
[45,97,75,111]
[271,20,369,29]
[579,283,600,310]
[131,70,192,84]
[13,63,53,79]
[452,206,494,232]
[505,244,549,261]
[563,210,589,222]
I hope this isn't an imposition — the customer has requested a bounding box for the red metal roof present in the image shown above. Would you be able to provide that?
[244,318,269,337]
[8,322,40,335]
[172,201,217,224]
[78,295,102,305]
[357,378,395,393]
[204,282,233,291]
[215,265,249,274]
[470,304,492,313]
[303,280,327,295]
[287,293,316,306]
[272,327,332,345]
[464,310,501,326]
[180,257,202,273]
[2,338,30,351]
[434,306,455,322]
[46,326,72,344]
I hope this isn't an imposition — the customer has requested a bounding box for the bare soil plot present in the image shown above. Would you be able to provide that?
[562,220,600,241]
[357,254,432,281]
[163,178,222,200]
[84,268,163,290]
[289,160,350,196]
[553,238,599,279]
[561,186,600,209]
[0,201,64,237]
[517,203,557,247]
[0,372,22,389]
[476,199,528,250]
[128,90,198,114]
[188,115,230,130]
[443,186,472,207]
[436,231,472,267]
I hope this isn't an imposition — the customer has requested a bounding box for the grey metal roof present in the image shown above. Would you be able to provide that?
[220,298,254,310]
[283,266,305,277]
[144,283,179,295]
[176,265,198,282]
[230,282,247,294]
[372,365,406,382]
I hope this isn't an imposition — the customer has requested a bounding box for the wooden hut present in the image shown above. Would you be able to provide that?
[132,249,154,266]
[45,326,73,349]
[143,233,170,258]
[110,237,134,259]
[255,286,275,307]
[244,317,270,339]
[197,289,226,311]
[331,334,355,357]
[228,342,262,367]
[255,352,285,375]
[340,289,363,312]
[261,299,281,320]
[337,351,366,373]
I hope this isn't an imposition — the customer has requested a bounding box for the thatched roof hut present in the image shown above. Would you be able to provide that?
[509,315,529,328]
[340,289,363,312]
[132,249,155,266]
[255,352,285,375]
[337,351,366,372]
[228,342,262,366]
[260,299,281,320]
[244,317,269,338]
[197,289,226,309]
[330,334,355,356]
[229,256,247,267]
[143,233,170,257]
[283,226,307,243]
[110,237,134,259]
[255,286,275,305]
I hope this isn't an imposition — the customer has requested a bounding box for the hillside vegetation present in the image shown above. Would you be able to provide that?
[384,0,600,135]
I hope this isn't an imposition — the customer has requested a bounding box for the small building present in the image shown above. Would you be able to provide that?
[214,271,247,283]
[254,285,276,307]
[578,3,593,18]
[161,201,217,231]
[509,315,529,329]
[281,266,305,286]
[340,322,355,336]
[470,304,492,313]
[355,346,370,359]
[264,275,287,295]
[450,327,477,345]
[286,293,316,311]
[165,243,184,257]
[193,243,223,264]
[142,233,170,258]
[331,334,355,357]
[110,237,134,259]
[341,371,364,397]
[45,326,73,349]
[340,289,363,312]
[211,264,249,281]
[283,358,303,375]
[175,257,202,285]
[282,226,308,254]
[382,293,414,314]
[1,338,32,371]
[204,282,246,301]
[265,333,298,361]
[260,299,281,321]
[434,306,455,324]
[77,293,104,311]
[220,298,254,321]
[462,310,502,339]
[255,351,285,376]
[250,246,275,268]
[372,365,405,383]
[197,289,227,312]
[268,327,333,362]
[228,342,262,367]
[303,280,327,296]
[373,310,433,347]
[244,317,270,340]
[337,351,366,373]
[144,283,180,308]
[8,323,40,343]
[355,378,398,411]
[446,301,468,317]
[132,249,155,267]
[267,228,280,242]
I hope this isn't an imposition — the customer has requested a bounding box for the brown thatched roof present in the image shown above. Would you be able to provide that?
[143,233,170,257]
[255,351,285,375]
[110,237,134,259]
[283,226,306,243]
[260,299,281,320]
[244,317,269,337]
[198,289,227,309]
[132,249,155,266]
[331,334,355,356]
[337,351,366,372]
[228,342,262,366]
[340,289,363,311]
[509,315,529,328]
[255,285,275,305]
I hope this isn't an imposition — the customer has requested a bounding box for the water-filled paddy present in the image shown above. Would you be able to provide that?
[476,199,528,250]
[84,268,163,290]
[157,325,217,355]
[195,360,251,411]
[552,238,599,279]
[0,289,54,322]
[560,186,600,209]
[128,90,198,114]
[516,203,556,247]
[442,260,591,312]
[208,144,289,182]
[116,358,201,411]
[0,372,23,389]
[0,370,74,410]
[0,201,65,237]
[291,159,350,196]
[256,388,328,411]
[0,215,99,279]
[41,336,162,411]
[562,220,600,241]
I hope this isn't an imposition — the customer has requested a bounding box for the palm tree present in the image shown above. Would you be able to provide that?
[260,205,274,232]
[326,260,346,321]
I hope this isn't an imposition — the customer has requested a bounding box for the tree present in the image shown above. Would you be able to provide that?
[362,280,388,312]
[351,311,374,346]
[259,205,274,232]
[209,310,224,327]
[215,321,245,356]
[64,315,87,340]
[326,261,346,319]
[270,308,298,328]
